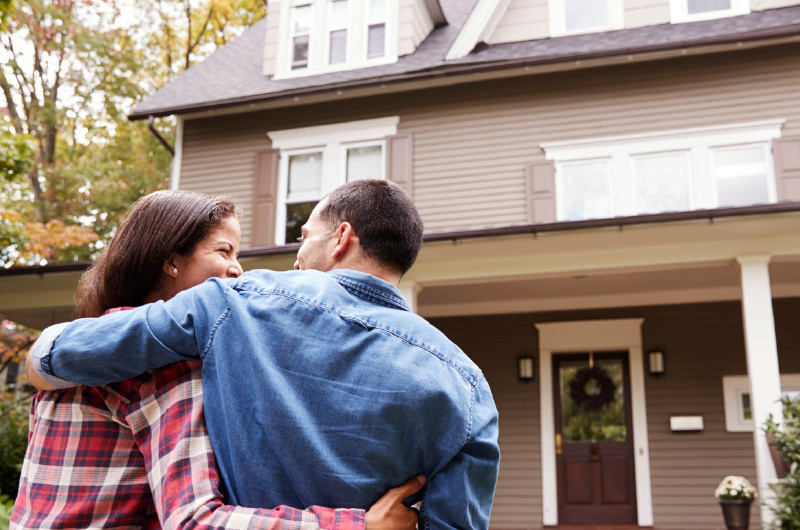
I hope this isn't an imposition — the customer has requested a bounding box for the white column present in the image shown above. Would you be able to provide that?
[170,116,184,190]
[737,255,782,527]
[398,279,421,314]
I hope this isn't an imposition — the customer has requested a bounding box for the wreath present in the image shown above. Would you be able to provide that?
[568,366,616,412]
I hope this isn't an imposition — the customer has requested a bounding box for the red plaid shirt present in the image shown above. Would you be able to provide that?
[12,332,365,530]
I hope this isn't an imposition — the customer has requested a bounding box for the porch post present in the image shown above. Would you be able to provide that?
[737,255,782,526]
[398,279,421,314]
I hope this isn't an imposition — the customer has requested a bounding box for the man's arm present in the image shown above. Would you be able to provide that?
[29,279,230,388]
[420,381,500,530]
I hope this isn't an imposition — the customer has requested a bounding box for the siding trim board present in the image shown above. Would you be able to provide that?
[536,319,653,526]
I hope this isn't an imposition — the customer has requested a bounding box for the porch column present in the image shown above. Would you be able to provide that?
[737,255,782,526]
[398,279,421,314]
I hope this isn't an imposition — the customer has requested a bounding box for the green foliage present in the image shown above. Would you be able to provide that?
[0,493,14,530]
[0,390,29,501]
[0,123,37,184]
[765,396,800,529]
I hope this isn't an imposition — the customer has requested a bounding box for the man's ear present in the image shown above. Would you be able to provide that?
[331,222,354,260]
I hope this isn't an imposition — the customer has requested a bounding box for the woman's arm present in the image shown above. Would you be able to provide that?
[128,361,422,530]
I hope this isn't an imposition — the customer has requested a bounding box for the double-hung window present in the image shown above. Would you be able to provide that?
[670,0,750,23]
[277,0,397,78]
[268,117,399,244]
[548,0,624,37]
[543,120,783,222]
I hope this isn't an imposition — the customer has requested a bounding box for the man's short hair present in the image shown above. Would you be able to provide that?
[319,180,423,276]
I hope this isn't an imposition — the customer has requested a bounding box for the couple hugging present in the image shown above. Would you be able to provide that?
[14,179,500,530]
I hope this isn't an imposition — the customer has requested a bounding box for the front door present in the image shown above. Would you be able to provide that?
[553,352,637,524]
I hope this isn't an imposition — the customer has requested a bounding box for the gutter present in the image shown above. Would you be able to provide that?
[128,24,800,120]
[3,202,799,277]
[148,115,175,156]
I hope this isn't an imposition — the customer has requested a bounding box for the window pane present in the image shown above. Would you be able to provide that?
[329,29,347,64]
[560,359,627,443]
[560,159,613,221]
[293,4,311,33]
[285,201,318,244]
[369,0,385,23]
[292,35,309,68]
[714,145,769,207]
[564,0,608,31]
[287,152,322,201]
[688,0,731,14]
[368,24,385,58]
[331,0,348,28]
[633,151,691,214]
[347,145,382,181]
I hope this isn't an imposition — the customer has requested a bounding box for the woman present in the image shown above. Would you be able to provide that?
[13,190,421,530]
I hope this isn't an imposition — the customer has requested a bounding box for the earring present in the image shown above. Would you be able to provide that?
[172,268,178,274]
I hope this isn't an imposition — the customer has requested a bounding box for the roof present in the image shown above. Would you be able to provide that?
[129,2,800,119]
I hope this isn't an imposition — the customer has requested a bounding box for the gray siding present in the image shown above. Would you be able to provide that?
[431,297,800,529]
[262,6,280,76]
[487,0,548,45]
[179,43,800,243]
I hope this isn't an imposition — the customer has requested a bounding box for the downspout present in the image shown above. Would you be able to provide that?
[148,115,175,156]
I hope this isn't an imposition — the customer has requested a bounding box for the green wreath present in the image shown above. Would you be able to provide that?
[568,366,616,412]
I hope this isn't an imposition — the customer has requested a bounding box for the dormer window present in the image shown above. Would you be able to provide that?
[670,0,750,23]
[549,0,624,37]
[291,3,312,69]
[276,0,397,79]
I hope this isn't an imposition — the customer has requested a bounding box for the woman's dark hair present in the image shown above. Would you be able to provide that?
[319,179,423,275]
[74,190,238,318]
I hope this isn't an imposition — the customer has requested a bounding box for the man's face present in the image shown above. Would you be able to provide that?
[294,200,337,272]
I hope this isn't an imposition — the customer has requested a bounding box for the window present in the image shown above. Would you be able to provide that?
[268,117,399,244]
[291,3,312,69]
[276,0,397,78]
[670,0,749,23]
[548,0,624,37]
[723,375,800,432]
[543,120,783,222]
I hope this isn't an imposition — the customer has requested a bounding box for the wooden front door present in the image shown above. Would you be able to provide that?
[553,352,637,525]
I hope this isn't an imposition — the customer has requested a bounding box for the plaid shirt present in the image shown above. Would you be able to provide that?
[12,344,365,530]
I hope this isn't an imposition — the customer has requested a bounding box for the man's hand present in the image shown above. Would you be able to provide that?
[365,475,426,530]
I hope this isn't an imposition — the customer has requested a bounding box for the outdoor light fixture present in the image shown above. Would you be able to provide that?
[649,350,665,376]
[518,356,535,382]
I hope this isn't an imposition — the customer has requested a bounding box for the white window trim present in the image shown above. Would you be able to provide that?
[274,0,398,80]
[670,0,750,24]
[542,120,785,220]
[268,116,399,244]
[723,374,800,432]
[547,0,625,38]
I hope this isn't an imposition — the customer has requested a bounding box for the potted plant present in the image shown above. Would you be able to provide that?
[715,475,757,530]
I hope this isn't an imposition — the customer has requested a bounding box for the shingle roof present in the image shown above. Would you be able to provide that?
[130,2,800,119]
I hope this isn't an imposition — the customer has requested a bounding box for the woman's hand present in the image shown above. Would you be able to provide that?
[365,475,426,530]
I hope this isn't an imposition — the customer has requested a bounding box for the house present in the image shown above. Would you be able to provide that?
[2,0,800,527]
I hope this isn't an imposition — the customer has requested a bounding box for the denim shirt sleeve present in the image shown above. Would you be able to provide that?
[41,279,231,386]
[422,378,500,530]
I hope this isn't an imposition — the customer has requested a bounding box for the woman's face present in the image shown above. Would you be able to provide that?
[169,216,243,295]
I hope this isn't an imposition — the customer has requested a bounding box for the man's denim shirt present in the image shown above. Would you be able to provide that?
[37,270,500,530]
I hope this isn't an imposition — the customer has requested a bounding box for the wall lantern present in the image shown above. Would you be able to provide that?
[648,350,666,377]
[518,356,535,382]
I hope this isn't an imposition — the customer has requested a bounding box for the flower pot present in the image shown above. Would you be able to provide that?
[720,500,752,530]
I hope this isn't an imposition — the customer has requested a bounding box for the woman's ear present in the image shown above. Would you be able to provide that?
[162,256,179,277]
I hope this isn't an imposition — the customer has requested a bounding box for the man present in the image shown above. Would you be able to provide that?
[29,180,500,530]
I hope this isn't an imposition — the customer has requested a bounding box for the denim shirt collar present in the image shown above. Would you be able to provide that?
[326,270,410,312]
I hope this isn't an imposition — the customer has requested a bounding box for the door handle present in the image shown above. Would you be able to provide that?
[556,433,562,455]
